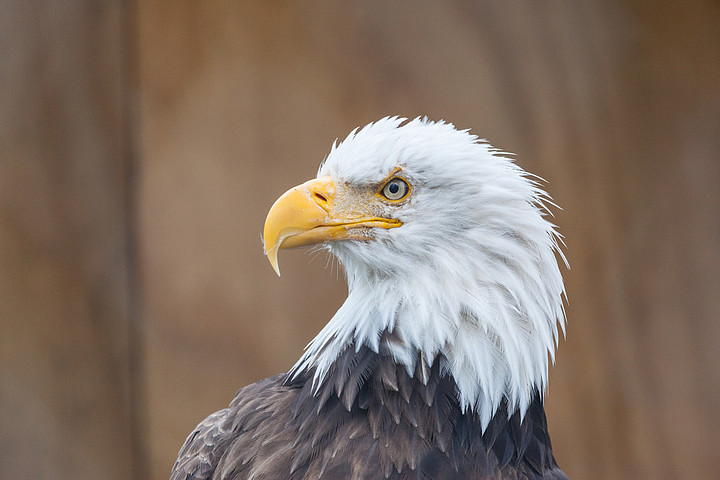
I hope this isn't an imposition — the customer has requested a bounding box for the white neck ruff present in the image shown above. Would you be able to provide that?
[291,237,566,430]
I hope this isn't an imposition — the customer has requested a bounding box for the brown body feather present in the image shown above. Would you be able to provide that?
[171,334,567,480]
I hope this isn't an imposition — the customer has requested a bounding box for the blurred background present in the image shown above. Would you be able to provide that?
[2,1,719,479]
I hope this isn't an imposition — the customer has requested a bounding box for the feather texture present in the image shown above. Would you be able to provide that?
[171,338,568,479]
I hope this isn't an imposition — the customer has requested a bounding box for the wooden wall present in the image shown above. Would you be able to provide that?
[0,1,142,478]
[2,1,719,479]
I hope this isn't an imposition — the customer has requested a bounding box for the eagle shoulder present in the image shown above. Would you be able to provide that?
[170,347,569,480]
[170,373,296,480]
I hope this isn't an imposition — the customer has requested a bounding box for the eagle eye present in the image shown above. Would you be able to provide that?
[380,178,410,201]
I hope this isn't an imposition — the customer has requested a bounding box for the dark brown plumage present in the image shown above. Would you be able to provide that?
[171,333,567,480]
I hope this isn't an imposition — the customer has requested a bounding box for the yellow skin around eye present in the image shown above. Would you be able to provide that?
[374,168,412,204]
[380,178,410,201]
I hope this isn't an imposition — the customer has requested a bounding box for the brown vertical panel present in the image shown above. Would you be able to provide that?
[0,1,140,479]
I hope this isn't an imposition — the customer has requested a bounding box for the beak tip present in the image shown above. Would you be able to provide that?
[265,245,281,277]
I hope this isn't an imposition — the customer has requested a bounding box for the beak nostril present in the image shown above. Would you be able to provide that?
[314,192,327,203]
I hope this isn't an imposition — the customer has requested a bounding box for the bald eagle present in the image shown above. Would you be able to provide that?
[171,118,569,479]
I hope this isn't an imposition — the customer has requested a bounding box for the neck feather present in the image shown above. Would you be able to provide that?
[291,251,565,430]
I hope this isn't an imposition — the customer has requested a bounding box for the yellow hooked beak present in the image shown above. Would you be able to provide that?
[263,176,401,275]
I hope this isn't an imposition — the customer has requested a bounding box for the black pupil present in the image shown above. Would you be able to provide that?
[389,182,400,194]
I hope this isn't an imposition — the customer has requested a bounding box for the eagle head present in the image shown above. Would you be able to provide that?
[263,117,566,428]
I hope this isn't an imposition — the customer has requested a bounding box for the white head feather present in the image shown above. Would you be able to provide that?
[291,117,567,429]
